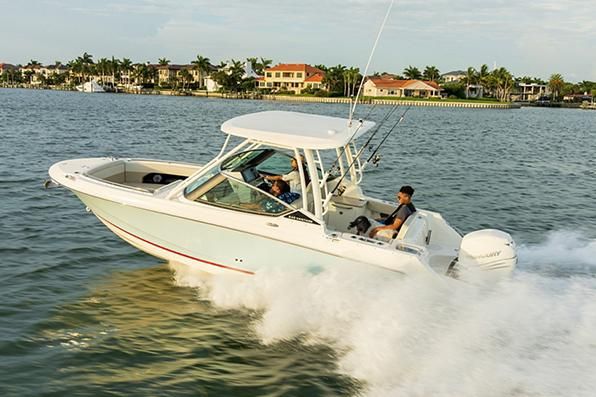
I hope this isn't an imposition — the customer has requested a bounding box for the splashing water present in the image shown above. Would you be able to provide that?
[171,232,596,397]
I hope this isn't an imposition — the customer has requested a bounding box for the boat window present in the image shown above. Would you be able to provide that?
[220,149,295,184]
[256,151,294,176]
[190,175,292,215]
[183,164,220,197]
[221,149,270,172]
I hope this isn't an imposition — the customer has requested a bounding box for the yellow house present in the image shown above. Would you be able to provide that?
[258,63,325,94]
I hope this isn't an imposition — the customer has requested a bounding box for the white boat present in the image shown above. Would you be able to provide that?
[48,110,517,279]
[76,80,105,93]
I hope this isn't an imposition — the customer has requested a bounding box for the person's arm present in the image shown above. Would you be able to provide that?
[264,175,283,182]
[369,217,404,238]
[281,170,299,184]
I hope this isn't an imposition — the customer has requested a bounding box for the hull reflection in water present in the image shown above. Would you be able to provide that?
[34,264,357,396]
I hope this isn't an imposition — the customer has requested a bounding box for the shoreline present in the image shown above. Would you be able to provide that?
[8,84,589,110]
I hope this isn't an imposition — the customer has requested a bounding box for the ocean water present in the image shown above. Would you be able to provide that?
[1,88,595,396]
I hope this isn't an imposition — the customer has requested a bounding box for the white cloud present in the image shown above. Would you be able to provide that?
[2,0,595,80]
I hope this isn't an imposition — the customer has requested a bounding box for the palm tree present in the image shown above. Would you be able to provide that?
[109,56,120,87]
[80,52,93,64]
[73,52,94,83]
[256,57,272,75]
[25,60,42,85]
[464,66,477,98]
[477,64,490,97]
[246,57,258,73]
[350,67,361,97]
[323,65,346,94]
[403,66,422,80]
[342,67,361,97]
[120,58,132,85]
[23,70,35,85]
[490,67,514,102]
[191,55,211,88]
[148,64,158,85]
[158,57,170,66]
[132,63,149,86]
[179,69,191,91]
[166,74,179,90]
[314,64,329,73]
[422,65,440,82]
[548,73,564,101]
[96,57,110,84]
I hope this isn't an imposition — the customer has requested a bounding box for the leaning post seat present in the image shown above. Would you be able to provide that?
[394,212,430,246]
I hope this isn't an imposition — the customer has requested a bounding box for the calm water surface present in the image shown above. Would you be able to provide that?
[1,88,595,396]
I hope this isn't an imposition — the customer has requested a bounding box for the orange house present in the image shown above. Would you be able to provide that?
[258,63,326,94]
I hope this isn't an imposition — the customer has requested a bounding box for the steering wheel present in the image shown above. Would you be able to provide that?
[257,170,276,184]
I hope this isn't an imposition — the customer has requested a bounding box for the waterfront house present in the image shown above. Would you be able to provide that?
[441,70,467,83]
[19,64,43,85]
[258,63,326,94]
[155,64,203,88]
[363,76,441,98]
[0,63,17,75]
[40,64,68,79]
[563,92,593,103]
[516,83,550,101]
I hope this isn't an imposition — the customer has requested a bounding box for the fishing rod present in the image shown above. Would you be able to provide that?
[321,103,380,183]
[324,104,400,184]
[328,105,411,196]
[320,0,396,186]
[320,104,398,188]
[363,105,412,167]
[348,0,395,125]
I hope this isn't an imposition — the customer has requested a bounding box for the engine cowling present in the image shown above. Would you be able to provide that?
[454,229,517,278]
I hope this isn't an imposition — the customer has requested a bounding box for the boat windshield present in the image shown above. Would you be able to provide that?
[183,149,301,216]
[220,149,295,185]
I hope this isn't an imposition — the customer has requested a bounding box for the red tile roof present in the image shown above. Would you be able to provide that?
[367,77,440,90]
[305,74,324,83]
[266,63,325,76]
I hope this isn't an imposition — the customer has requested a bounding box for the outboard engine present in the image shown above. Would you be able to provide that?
[449,229,517,280]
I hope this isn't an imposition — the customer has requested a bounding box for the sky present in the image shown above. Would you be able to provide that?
[1,0,595,82]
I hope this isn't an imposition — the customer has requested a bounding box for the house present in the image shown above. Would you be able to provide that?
[19,64,43,84]
[155,64,203,87]
[363,77,441,98]
[39,64,68,79]
[441,70,467,83]
[563,93,593,103]
[0,63,17,75]
[258,63,325,94]
[516,83,550,101]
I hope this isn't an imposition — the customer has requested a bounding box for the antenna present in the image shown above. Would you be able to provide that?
[348,0,395,125]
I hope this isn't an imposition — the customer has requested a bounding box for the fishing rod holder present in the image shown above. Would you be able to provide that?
[371,154,382,166]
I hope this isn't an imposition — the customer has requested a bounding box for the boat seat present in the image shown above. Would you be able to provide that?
[395,212,430,246]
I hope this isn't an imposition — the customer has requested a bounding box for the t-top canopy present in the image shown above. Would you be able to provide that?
[221,111,376,150]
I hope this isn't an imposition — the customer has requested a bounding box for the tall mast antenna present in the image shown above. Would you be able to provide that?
[348,0,395,125]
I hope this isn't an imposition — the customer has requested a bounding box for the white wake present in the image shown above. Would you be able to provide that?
[171,231,596,397]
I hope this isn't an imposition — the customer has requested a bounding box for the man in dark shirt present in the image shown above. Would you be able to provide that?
[369,185,416,239]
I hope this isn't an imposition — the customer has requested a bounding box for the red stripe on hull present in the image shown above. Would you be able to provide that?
[96,214,254,275]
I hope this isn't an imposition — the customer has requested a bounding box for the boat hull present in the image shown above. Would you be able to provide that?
[74,191,426,276]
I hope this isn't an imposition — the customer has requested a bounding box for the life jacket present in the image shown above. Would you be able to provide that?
[384,202,416,231]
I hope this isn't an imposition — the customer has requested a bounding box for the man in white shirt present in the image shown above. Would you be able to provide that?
[264,157,309,192]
